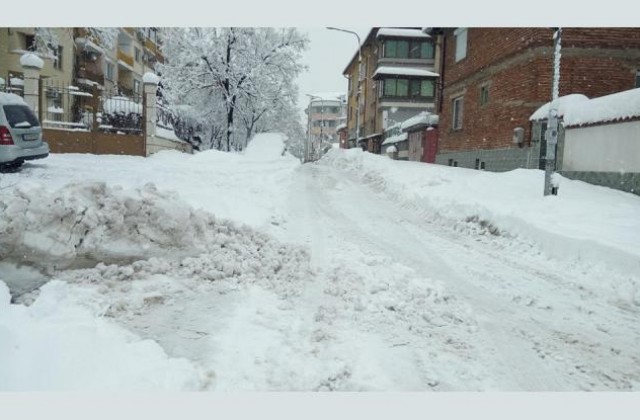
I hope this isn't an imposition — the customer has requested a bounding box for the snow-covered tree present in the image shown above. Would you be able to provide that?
[159,27,308,152]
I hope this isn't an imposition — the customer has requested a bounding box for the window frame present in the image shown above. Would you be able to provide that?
[452,96,464,130]
[383,39,435,59]
[480,85,489,106]
[382,78,435,99]
[454,28,468,62]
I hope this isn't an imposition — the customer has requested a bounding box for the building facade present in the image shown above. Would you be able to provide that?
[431,27,640,171]
[343,28,441,154]
[305,92,346,159]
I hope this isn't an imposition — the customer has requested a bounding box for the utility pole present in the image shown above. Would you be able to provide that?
[544,27,562,196]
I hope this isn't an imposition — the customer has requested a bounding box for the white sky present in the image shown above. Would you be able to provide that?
[296,27,370,120]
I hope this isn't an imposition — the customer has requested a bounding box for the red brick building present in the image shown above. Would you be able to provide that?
[429,28,640,171]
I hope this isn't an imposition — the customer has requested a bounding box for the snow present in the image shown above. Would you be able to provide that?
[376,28,431,39]
[335,123,347,131]
[529,94,589,121]
[0,280,207,391]
[69,90,94,97]
[307,92,345,103]
[244,132,286,160]
[1,137,639,391]
[103,96,142,114]
[143,72,161,85]
[0,92,28,106]
[47,106,64,114]
[0,77,5,85]
[155,126,184,143]
[373,66,439,78]
[381,132,408,145]
[321,149,640,277]
[562,88,640,127]
[19,53,44,69]
[400,111,439,131]
[9,77,24,86]
[385,145,398,153]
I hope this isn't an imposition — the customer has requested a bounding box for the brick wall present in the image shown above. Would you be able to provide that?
[438,27,640,155]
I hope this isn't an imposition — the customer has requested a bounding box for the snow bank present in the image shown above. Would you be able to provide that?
[244,133,286,160]
[320,149,640,276]
[0,280,205,391]
[0,182,242,270]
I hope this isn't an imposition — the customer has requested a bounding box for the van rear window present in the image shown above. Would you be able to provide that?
[3,105,40,128]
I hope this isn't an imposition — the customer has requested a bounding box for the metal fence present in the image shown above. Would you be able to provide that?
[38,79,144,135]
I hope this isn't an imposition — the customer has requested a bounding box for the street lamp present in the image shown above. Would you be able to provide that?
[327,27,362,148]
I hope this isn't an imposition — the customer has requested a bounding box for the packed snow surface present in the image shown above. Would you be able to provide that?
[1,140,639,391]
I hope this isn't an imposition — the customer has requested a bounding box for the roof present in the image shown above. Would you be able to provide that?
[373,66,439,79]
[381,132,408,145]
[400,111,439,131]
[563,88,640,128]
[342,28,378,75]
[307,92,346,103]
[529,94,589,121]
[376,28,431,39]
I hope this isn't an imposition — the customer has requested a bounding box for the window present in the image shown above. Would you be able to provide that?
[452,96,464,130]
[448,158,453,166]
[134,47,141,63]
[52,46,63,70]
[636,70,640,88]
[133,79,141,96]
[454,28,468,62]
[383,79,434,98]
[480,85,489,105]
[384,40,434,59]
[24,34,36,51]
[106,62,115,81]
[475,158,480,170]
[2,105,40,128]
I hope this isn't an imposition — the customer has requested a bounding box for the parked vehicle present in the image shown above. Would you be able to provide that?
[0,92,49,171]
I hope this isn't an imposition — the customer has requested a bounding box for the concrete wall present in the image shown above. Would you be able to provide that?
[436,144,542,171]
[563,120,640,172]
[146,135,193,156]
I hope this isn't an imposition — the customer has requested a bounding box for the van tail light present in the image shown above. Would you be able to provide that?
[0,126,14,145]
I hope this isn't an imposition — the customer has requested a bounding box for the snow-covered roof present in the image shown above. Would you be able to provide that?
[376,28,431,39]
[381,132,408,145]
[563,88,640,128]
[401,112,439,131]
[335,123,347,131]
[143,72,160,85]
[20,53,44,69]
[373,66,439,78]
[75,37,104,54]
[529,94,589,121]
[103,97,142,115]
[0,92,28,106]
[308,92,346,103]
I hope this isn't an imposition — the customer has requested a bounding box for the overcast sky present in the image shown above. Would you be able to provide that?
[296,27,370,120]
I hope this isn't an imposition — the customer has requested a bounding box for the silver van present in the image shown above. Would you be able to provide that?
[0,92,49,171]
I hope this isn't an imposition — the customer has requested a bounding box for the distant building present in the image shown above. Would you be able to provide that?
[428,27,640,171]
[305,92,346,158]
[342,27,442,154]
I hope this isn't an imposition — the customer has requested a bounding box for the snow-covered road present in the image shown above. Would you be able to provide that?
[1,136,639,391]
[273,163,640,390]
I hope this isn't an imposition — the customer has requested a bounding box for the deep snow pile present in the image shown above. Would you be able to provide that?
[244,132,287,160]
[0,281,208,391]
[0,181,310,284]
[320,149,640,276]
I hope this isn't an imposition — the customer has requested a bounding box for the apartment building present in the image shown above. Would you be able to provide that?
[343,27,441,154]
[429,27,640,171]
[305,92,346,158]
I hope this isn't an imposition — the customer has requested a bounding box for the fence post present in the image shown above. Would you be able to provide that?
[19,53,43,114]
[143,72,160,157]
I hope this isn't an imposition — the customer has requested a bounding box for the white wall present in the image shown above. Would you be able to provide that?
[563,120,640,172]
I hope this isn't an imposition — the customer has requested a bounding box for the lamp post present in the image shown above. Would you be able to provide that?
[327,27,362,148]
[544,27,562,196]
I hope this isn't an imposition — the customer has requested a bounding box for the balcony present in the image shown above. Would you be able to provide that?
[117,49,134,69]
[76,68,105,87]
[144,38,157,53]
